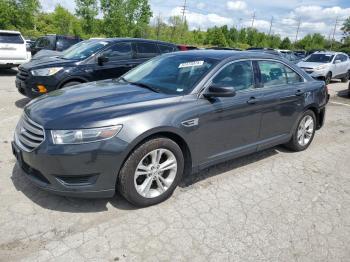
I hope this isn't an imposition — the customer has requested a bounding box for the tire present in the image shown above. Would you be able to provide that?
[61,81,82,88]
[325,72,332,85]
[285,110,316,152]
[341,71,350,83]
[118,137,184,207]
[348,82,350,98]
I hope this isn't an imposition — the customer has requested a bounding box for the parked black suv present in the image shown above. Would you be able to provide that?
[30,35,82,56]
[12,51,328,206]
[16,38,179,98]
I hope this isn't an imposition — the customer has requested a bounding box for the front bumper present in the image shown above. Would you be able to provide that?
[11,134,129,198]
[303,69,328,79]
[15,70,61,98]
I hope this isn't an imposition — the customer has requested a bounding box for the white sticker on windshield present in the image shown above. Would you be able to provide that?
[99,41,109,45]
[176,88,184,92]
[179,61,204,68]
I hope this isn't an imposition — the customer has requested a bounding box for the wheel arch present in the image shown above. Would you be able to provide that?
[117,128,193,184]
[304,104,323,130]
[58,76,89,89]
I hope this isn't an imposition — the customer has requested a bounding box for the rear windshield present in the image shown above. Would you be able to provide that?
[305,54,334,63]
[0,33,24,44]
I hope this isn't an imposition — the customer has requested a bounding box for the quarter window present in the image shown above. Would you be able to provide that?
[102,42,132,61]
[212,61,254,91]
[158,44,175,53]
[136,42,159,58]
[258,61,302,87]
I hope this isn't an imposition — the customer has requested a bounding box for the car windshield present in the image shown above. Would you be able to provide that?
[122,55,218,95]
[305,54,334,63]
[62,40,109,60]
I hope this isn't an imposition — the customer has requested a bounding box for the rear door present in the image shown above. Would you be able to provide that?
[255,60,305,148]
[134,42,161,63]
[91,42,134,80]
[0,32,26,60]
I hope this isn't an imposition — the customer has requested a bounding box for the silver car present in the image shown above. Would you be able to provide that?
[297,51,350,84]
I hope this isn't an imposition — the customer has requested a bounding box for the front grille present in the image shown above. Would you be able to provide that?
[15,114,45,152]
[17,67,30,81]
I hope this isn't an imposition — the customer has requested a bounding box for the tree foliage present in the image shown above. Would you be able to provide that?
[75,0,98,35]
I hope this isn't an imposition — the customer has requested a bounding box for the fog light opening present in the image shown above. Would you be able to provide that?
[37,85,47,93]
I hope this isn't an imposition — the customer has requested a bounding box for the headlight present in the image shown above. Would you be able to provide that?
[31,67,63,76]
[51,125,122,144]
[315,65,327,71]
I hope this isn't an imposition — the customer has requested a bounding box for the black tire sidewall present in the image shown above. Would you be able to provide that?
[325,73,332,85]
[291,110,317,151]
[118,137,184,207]
[62,81,82,88]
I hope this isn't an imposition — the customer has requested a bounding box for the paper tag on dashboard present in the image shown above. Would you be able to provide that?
[179,61,204,68]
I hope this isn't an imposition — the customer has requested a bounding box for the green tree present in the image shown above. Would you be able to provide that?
[279,37,291,49]
[75,0,98,35]
[341,17,350,36]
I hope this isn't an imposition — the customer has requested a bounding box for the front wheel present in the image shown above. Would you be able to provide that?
[341,71,350,83]
[285,110,316,152]
[118,137,184,207]
[61,81,82,88]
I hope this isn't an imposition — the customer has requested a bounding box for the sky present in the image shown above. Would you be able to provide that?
[40,0,350,41]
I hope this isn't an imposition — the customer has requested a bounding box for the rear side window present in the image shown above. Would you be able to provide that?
[158,44,175,54]
[136,42,159,58]
[258,61,302,87]
[212,61,254,91]
[35,37,51,48]
[57,37,81,51]
[0,33,24,44]
[102,42,133,61]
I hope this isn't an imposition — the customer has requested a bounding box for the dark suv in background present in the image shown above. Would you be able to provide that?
[30,34,82,56]
[16,38,179,98]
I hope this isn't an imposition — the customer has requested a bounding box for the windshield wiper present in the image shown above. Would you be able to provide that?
[130,82,160,93]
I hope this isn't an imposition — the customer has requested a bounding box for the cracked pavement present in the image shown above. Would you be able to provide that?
[0,69,350,262]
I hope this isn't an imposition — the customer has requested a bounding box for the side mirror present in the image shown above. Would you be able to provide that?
[334,59,341,64]
[97,55,109,65]
[204,85,236,98]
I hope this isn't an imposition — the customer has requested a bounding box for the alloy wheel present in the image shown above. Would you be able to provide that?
[134,148,177,198]
[297,115,315,146]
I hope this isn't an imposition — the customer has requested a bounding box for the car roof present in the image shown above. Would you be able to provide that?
[167,50,283,61]
[0,30,21,34]
[98,38,177,46]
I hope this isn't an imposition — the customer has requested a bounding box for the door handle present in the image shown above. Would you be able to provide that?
[295,89,305,96]
[247,97,259,104]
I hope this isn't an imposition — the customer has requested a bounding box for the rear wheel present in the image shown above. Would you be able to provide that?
[285,110,316,152]
[325,72,332,85]
[118,137,184,207]
[341,71,350,83]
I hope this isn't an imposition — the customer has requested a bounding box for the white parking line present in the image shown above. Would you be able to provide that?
[330,101,350,107]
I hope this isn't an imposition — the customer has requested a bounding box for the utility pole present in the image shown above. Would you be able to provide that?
[181,0,187,23]
[295,18,301,42]
[251,11,256,28]
[268,16,273,35]
[330,17,338,50]
[236,18,243,30]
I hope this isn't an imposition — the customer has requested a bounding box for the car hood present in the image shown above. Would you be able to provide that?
[20,56,76,69]
[31,50,62,60]
[25,80,181,129]
[297,61,330,68]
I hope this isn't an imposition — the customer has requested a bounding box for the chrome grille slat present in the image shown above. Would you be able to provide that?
[15,114,45,152]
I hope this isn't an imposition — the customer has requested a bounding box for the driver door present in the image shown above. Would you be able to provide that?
[190,60,263,165]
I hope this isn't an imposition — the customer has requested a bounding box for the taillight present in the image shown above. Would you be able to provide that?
[178,45,188,51]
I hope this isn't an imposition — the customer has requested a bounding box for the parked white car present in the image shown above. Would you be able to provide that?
[0,30,31,69]
[297,51,350,84]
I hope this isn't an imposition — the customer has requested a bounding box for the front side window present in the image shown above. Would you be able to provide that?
[136,42,159,58]
[123,55,218,95]
[212,61,254,91]
[258,61,302,87]
[102,42,132,61]
[0,33,24,44]
[158,44,175,54]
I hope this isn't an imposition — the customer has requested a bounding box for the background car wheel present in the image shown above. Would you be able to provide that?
[61,81,82,88]
[118,137,184,207]
[285,110,316,152]
[341,71,350,83]
[325,72,332,85]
